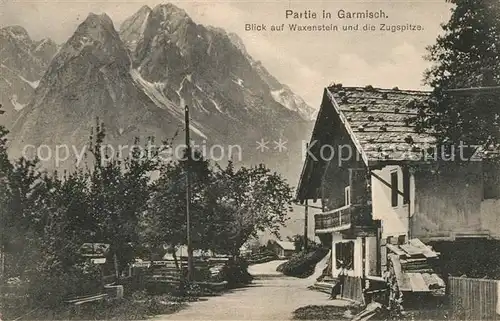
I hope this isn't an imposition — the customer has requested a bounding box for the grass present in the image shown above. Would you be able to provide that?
[292,305,356,320]
[293,304,451,321]
[4,295,189,320]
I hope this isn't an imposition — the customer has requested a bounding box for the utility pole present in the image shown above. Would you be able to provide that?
[0,104,4,311]
[303,142,309,252]
[184,105,194,283]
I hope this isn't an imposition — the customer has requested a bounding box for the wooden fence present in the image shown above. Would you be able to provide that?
[449,276,499,320]
[341,276,364,303]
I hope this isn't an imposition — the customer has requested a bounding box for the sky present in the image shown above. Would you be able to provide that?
[0,0,453,108]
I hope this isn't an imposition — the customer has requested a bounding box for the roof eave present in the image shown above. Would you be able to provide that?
[326,88,369,167]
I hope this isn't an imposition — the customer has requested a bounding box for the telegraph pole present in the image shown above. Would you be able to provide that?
[0,104,4,311]
[184,105,194,283]
[303,142,309,252]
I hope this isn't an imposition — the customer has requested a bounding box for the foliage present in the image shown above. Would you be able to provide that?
[292,305,357,320]
[143,158,292,257]
[429,239,500,279]
[276,247,329,278]
[289,234,321,252]
[144,149,214,256]
[5,295,187,320]
[0,119,293,309]
[87,122,158,277]
[207,162,292,255]
[246,249,278,265]
[217,257,253,287]
[417,0,500,144]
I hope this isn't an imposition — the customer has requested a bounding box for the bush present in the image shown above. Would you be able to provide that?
[277,247,329,278]
[246,250,278,264]
[217,257,253,287]
[27,262,102,307]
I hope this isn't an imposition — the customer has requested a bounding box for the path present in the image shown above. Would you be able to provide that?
[155,260,349,320]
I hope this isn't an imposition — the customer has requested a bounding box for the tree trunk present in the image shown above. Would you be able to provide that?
[172,248,180,271]
[113,252,120,282]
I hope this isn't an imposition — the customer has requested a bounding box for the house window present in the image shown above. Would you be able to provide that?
[335,241,355,271]
[402,167,410,205]
[391,172,398,207]
[345,186,351,206]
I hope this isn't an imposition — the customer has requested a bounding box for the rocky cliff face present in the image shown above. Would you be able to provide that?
[0,25,57,125]
[9,13,182,161]
[227,32,316,120]
[119,4,312,171]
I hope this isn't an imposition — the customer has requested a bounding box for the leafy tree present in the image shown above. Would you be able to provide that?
[3,157,47,279]
[87,122,157,278]
[417,0,500,144]
[144,149,214,261]
[0,126,11,283]
[208,163,292,256]
[145,156,293,259]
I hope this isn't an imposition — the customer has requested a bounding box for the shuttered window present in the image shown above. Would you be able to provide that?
[402,167,410,205]
[391,172,398,207]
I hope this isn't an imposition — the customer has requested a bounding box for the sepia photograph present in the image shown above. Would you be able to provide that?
[0,0,499,319]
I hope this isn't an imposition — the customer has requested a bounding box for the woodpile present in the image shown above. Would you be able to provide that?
[383,238,446,316]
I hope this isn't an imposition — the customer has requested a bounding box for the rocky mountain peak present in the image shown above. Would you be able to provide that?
[57,12,129,68]
[119,5,152,53]
[73,13,118,43]
[1,25,31,42]
[152,3,190,21]
[138,5,152,14]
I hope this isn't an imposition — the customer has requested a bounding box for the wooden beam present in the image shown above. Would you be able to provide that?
[294,202,323,210]
[370,171,405,197]
[388,254,411,291]
[444,85,500,95]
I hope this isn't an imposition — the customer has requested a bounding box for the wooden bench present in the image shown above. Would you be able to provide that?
[65,294,108,306]
[65,293,108,317]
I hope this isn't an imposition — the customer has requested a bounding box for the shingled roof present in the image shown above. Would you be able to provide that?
[295,85,438,202]
[327,85,436,163]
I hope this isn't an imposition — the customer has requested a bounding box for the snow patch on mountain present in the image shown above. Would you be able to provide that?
[34,38,49,52]
[10,95,25,111]
[18,75,39,89]
[233,78,244,87]
[210,98,223,113]
[131,69,207,139]
[130,68,178,113]
[139,10,150,35]
[1,77,12,87]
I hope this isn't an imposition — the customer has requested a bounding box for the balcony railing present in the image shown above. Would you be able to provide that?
[315,205,351,232]
[314,204,373,233]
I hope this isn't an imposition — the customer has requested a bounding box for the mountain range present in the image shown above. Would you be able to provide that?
[1,3,314,194]
[0,25,58,123]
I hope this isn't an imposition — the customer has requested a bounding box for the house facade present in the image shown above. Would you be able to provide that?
[296,85,500,281]
[268,240,295,259]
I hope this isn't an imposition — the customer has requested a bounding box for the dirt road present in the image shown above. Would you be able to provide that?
[155,260,349,320]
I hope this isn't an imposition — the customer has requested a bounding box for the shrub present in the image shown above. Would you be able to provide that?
[217,257,253,287]
[27,262,102,307]
[277,247,329,278]
[246,249,278,264]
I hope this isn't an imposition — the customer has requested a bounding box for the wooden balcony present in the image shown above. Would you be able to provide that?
[315,204,373,234]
